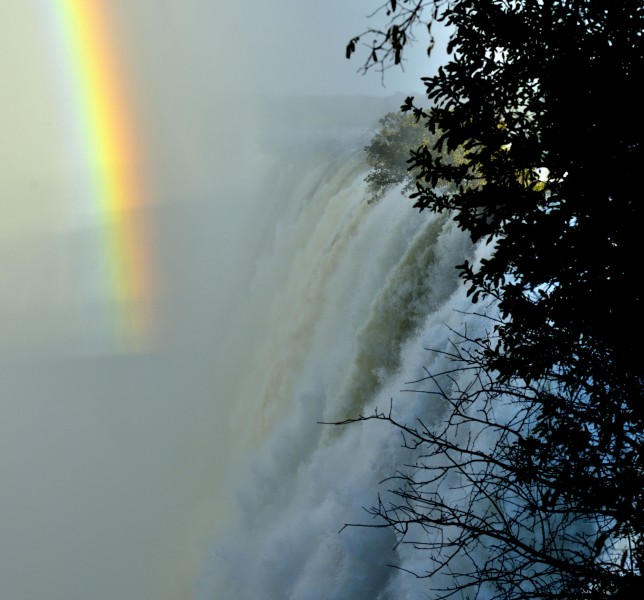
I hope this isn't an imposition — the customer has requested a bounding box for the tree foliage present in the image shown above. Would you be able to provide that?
[344,1,644,597]
[364,111,467,203]
[364,111,430,203]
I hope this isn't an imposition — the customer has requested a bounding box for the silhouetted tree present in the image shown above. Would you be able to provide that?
[343,1,644,597]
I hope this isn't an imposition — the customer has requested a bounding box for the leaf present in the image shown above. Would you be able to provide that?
[345,37,358,60]
[390,0,397,12]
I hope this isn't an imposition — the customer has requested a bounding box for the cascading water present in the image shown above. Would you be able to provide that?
[196,100,499,599]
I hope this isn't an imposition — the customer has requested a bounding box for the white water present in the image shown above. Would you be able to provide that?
[195,106,500,599]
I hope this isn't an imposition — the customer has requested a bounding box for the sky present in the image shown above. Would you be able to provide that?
[0,2,446,599]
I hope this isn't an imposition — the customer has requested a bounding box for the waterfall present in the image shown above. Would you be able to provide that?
[196,103,497,599]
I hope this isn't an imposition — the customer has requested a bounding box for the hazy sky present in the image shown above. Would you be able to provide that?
[0,2,444,599]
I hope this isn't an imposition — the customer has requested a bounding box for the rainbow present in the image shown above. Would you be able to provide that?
[47,0,155,351]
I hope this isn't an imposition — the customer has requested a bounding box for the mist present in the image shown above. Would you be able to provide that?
[0,2,439,599]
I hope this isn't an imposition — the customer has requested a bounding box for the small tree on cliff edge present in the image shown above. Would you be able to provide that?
[344,1,644,597]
